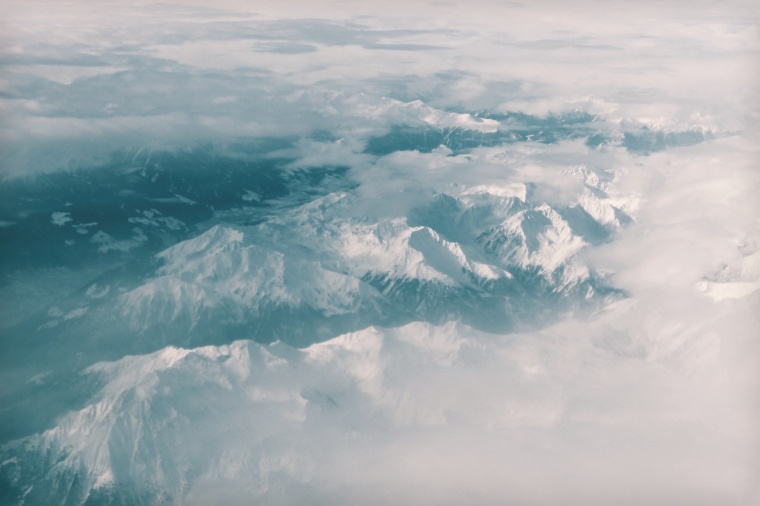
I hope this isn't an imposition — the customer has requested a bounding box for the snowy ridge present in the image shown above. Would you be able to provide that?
[5,318,577,504]
[563,165,638,228]
[337,218,509,284]
[1,342,296,503]
[305,91,501,133]
[2,3,758,503]
[479,204,587,277]
[697,239,760,301]
[1,323,487,503]
[115,185,620,337]
[119,224,378,331]
[4,295,748,505]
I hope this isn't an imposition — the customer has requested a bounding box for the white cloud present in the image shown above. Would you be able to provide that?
[10,312,757,503]
[1,0,758,503]
[50,212,72,226]
[1,0,757,174]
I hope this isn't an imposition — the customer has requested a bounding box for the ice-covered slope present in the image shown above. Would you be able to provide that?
[0,143,633,450]
[697,246,760,301]
[3,304,756,505]
[2,323,485,504]
[120,223,379,328]
[112,184,623,343]
[478,204,589,289]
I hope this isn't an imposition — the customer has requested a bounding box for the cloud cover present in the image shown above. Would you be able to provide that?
[1,0,757,173]
[0,0,759,504]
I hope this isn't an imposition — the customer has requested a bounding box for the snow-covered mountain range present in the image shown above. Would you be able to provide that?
[1,2,758,500]
[2,119,757,505]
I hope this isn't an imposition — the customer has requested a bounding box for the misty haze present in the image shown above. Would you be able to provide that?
[0,1,759,504]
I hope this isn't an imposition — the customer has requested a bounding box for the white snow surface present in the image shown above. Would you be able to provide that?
[6,305,758,504]
[117,185,618,328]
[1,2,758,503]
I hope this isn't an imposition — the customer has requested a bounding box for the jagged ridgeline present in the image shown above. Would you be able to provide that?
[0,142,352,442]
[1,142,625,354]
[0,132,630,451]
[1,95,731,505]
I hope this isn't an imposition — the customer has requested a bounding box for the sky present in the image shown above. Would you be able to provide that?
[1,0,759,504]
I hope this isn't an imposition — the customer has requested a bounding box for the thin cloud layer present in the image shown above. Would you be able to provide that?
[1,0,757,174]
